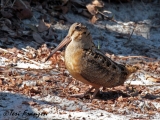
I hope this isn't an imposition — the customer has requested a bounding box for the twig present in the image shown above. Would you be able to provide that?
[119,0,125,7]
[11,0,38,22]
[119,55,157,61]
[1,0,3,7]
[19,0,38,22]
[19,0,28,8]
[123,23,137,45]
[11,0,16,7]
[141,0,147,9]
[128,23,137,41]
[5,0,11,6]
[98,11,117,23]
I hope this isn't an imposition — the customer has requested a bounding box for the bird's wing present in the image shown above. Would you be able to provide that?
[80,49,128,87]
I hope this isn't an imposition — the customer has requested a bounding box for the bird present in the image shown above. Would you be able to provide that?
[45,23,138,99]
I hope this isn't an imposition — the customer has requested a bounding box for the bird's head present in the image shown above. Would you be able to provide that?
[45,23,93,62]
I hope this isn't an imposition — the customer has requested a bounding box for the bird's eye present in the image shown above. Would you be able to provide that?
[75,26,80,30]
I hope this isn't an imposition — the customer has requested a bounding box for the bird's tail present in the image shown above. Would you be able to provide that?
[125,64,139,75]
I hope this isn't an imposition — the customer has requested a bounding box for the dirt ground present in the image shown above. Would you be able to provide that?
[0,0,160,119]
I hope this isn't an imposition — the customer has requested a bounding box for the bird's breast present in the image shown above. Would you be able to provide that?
[65,47,83,73]
[64,45,100,87]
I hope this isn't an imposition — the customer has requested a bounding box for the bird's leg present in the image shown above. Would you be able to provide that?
[81,86,100,99]
[91,87,100,99]
[70,86,100,99]
[70,86,94,98]
[84,86,95,95]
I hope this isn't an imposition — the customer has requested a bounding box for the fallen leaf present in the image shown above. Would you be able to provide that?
[145,74,160,83]
[107,100,114,104]
[38,20,51,32]
[86,4,98,16]
[1,10,13,18]
[90,15,99,24]
[22,101,30,105]
[7,47,19,53]
[92,0,104,7]
[61,6,69,14]
[147,111,156,115]
[14,0,33,19]
[1,25,17,37]
[0,79,2,85]
[22,101,37,106]
[14,0,31,9]
[43,76,52,81]
[32,32,45,44]
[25,24,37,32]
[41,111,49,115]
[30,87,41,94]
[16,8,33,19]
[81,10,92,18]
[44,27,57,40]
[62,0,69,5]
[117,96,123,102]
[28,101,38,106]
[114,86,126,91]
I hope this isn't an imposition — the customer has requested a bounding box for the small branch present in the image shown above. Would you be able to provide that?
[128,23,137,41]
[120,55,156,61]
[11,0,16,7]
[98,11,117,23]
[124,23,137,45]
[19,0,28,8]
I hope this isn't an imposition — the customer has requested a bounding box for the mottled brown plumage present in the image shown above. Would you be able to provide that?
[46,23,138,99]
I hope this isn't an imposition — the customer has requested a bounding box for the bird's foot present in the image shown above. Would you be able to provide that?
[70,87,100,100]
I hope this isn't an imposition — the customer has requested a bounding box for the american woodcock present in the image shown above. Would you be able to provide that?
[46,23,138,99]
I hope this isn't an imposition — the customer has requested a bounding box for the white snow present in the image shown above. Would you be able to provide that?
[0,1,160,120]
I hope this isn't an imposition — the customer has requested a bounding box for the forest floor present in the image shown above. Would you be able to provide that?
[0,0,160,119]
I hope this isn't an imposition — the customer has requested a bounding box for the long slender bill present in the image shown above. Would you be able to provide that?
[45,36,71,62]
